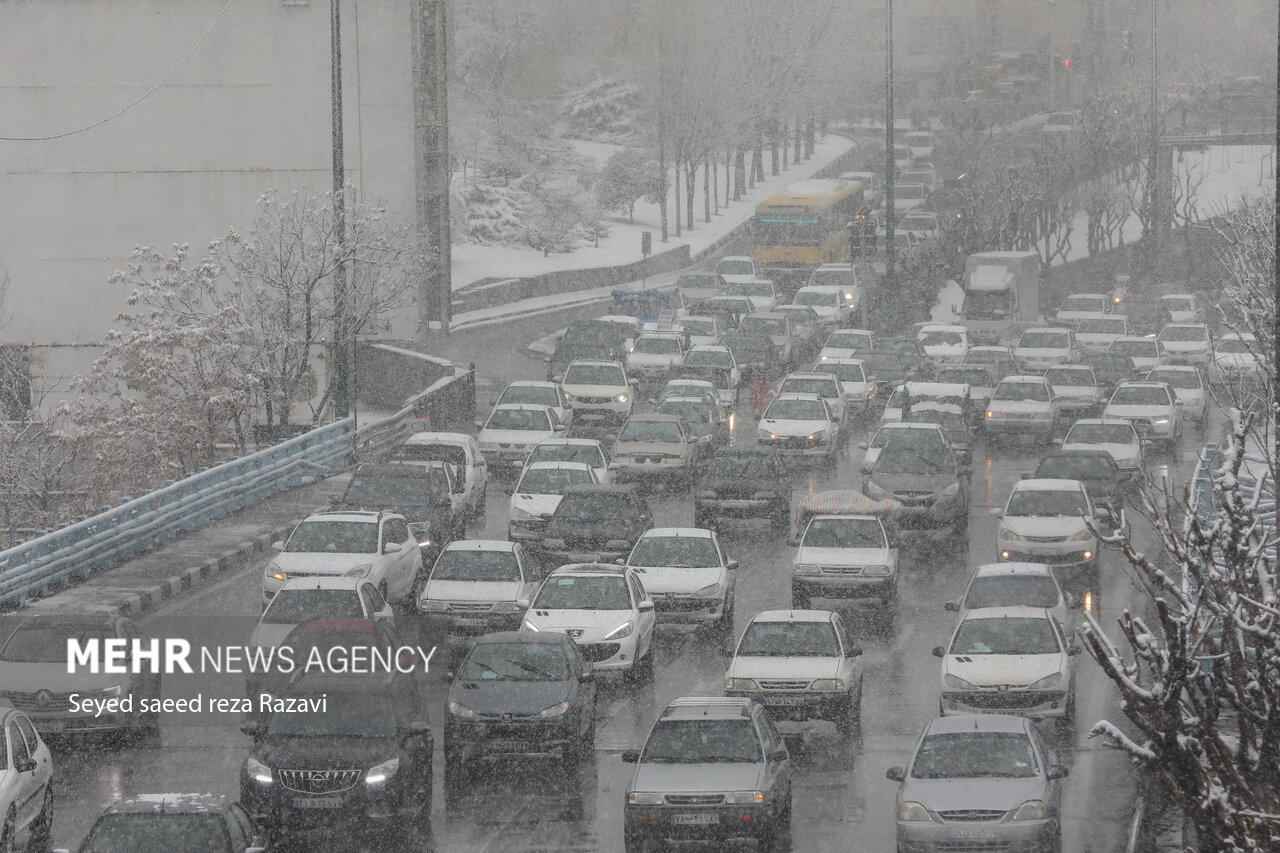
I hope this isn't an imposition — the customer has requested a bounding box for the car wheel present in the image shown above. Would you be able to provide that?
[0,808,13,853]
[835,693,860,738]
[28,787,52,853]
[764,797,792,852]
[711,590,734,639]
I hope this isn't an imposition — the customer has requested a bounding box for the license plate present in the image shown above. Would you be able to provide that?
[489,740,530,752]
[948,826,999,840]
[671,813,718,825]
[763,696,809,706]
[453,617,487,628]
[580,413,606,422]
[292,797,342,810]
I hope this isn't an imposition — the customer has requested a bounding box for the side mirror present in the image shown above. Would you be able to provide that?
[886,766,906,782]
[580,666,595,681]
[638,600,654,612]
[718,646,735,657]
[630,378,640,387]
[768,749,789,763]
[931,646,945,658]
[1020,472,1033,480]
[857,442,868,450]
[726,559,739,570]
[989,508,1003,517]
[383,541,405,554]
[847,647,863,658]
[621,750,640,763]
[543,356,552,364]
[1051,437,1064,446]
[554,424,567,432]
[1047,764,1069,780]
[516,599,530,609]
[505,486,515,495]
[272,541,285,552]
[474,419,484,430]
[944,601,959,612]
[328,494,341,509]
[14,757,35,773]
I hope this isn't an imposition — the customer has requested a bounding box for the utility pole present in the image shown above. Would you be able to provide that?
[1146,0,1161,284]
[883,0,896,301]
[412,0,452,341]
[330,0,349,419]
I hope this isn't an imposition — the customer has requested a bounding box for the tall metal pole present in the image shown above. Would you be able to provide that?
[1146,0,1160,285]
[883,0,896,300]
[331,0,350,419]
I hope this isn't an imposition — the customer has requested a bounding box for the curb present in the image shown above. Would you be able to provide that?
[111,525,293,619]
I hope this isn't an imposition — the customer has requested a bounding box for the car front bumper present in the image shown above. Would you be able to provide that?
[446,717,580,758]
[758,437,832,458]
[725,689,849,721]
[896,816,1057,852]
[792,574,896,601]
[941,689,1070,719]
[648,594,726,623]
[625,802,781,844]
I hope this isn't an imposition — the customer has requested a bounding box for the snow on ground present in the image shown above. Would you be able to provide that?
[451,135,858,289]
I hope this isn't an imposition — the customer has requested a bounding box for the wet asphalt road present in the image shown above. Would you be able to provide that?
[46,307,1202,853]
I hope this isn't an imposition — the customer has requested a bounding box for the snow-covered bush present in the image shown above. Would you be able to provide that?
[561,79,642,144]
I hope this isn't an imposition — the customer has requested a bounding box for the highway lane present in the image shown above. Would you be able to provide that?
[45,306,1199,852]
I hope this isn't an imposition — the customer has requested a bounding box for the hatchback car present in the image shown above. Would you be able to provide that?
[864,446,968,533]
[1157,323,1212,367]
[1030,449,1128,532]
[623,696,792,853]
[265,511,422,607]
[248,577,393,650]
[1145,366,1208,428]
[1075,313,1134,352]
[418,540,538,642]
[1013,328,1077,372]
[66,794,263,853]
[1054,293,1111,326]
[626,528,737,633]
[993,478,1102,578]
[1108,336,1164,372]
[886,714,1068,853]
[522,563,656,677]
[983,375,1060,442]
[560,359,636,429]
[905,403,974,467]
[0,701,53,851]
[477,403,565,473]
[1061,418,1144,471]
[945,562,1072,633]
[1102,381,1182,450]
[757,393,840,461]
[537,484,655,564]
[507,461,599,542]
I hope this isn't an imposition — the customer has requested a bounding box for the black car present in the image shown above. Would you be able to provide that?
[546,321,629,382]
[858,349,919,388]
[65,794,266,853]
[722,330,778,372]
[444,631,596,785]
[537,483,654,564]
[694,447,790,532]
[332,462,459,558]
[1029,449,1129,532]
[240,673,433,845]
[1080,353,1138,395]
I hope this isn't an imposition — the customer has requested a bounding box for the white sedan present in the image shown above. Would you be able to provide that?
[1212,333,1262,384]
[1157,323,1212,367]
[1145,366,1208,428]
[477,403,565,473]
[1102,381,1182,450]
[993,478,1102,578]
[507,461,599,543]
[249,576,393,649]
[625,528,737,631]
[757,393,840,461]
[1061,418,1145,471]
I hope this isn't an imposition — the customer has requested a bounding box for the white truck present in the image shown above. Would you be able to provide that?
[958,250,1041,346]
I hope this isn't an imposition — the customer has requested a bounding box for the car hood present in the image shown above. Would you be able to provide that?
[628,353,680,365]
[511,493,563,518]
[922,344,966,358]
[248,623,297,650]
[759,418,829,437]
[1062,441,1139,462]
[1103,404,1168,420]
[448,678,573,716]
[524,609,635,642]
[943,653,1064,686]
[0,663,124,693]
[1001,516,1090,538]
[254,736,399,769]
[988,401,1050,414]
[1015,348,1070,360]
[869,472,957,494]
[1076,332,1121,344]
[425,580,523,603]
[1215,353,1258,367]
[729,655,841,680]
[614,441,687,457]
[561,382,626,397]
[636,565,724,594]
[479,428,552,446]
[632,762,765,794]
[272,553,378,574]
[902,775,1049,813]
[1160,341,1208,352]
[796,546,892,566]
[545,517,639,539]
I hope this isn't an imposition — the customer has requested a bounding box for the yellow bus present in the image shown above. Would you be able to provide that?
[753,178,866,282]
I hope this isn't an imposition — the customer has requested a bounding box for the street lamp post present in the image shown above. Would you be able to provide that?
[883,0,896,300]
[1146,0,1160,285]
[331,0,350,420]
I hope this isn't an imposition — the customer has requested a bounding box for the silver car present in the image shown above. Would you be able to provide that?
[887,714,1068,853]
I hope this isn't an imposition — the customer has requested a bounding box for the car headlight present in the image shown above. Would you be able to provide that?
[365,758,399,786]
[266,564,286,583]
[986,410,999,419]
[998,527,1019,542]
[863,564,890,575]
[100,684,122,698]
[898,801,932,822]
[726,677,759,690]
[940,483,960,496]
[1013,799,1048,821]
[943,673,976,690]
[726,791,766,805]
[538,702,570,718]
[602,621,634,640]
[1152,417,1170,425]
[246,757,274,785]
[1028,673,1063,689]
[810,679,844,691]
[493,601,525,613]
[448,701,476,718]
[522,620,540,632]
[616,393,629,403]
[793,563,820,575]
[696,583,722,597]
[563,392,575,402]
[345,563,373,578]
[628,792,663,805]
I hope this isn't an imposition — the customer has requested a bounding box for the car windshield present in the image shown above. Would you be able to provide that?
[993,382,1049,402]
[527,442,603,468]
[343,471,445,506]
[704,455,775,477]
[1217,338,1253,354]
[966,576,1061,609]
[682,318,714,335]
[911,732,1039,779]
[1078,318,1127,334]
[1111,340,1156,356]
[516,466,595,495]
[1007,489,1088,517]
[657,401,711,425]
[740,317,787,336]
[389,443,465,468]
[533,575,631,610]
[684,349,730,367]
[920,330,964,346]
[896,184,925,199]
[268,691,397,738]
[81,814,232,853]
[738,620,840,656]
[460,641,569,682]
[1110,386,1171,406]
[965,348,1011,364]
[1159,326,1208,342]
[1045,368,1095,387]
[938,368,991,387]
[634,337,682,355]
[630,536,719,568]
[951,616,1060,655]
[642,720,762,763]
[563,364,625,386]
[871,427,941,449]
[262,589,363,624]
[1066,423,1137,445]
[801,518,886,549]
[1036,455,1114,480]
[1061,296,1104,312]
[286,520,377,554]
[1163,297,1193,311]
[1018,332,1069,349]
[764,399,827,420]
[0,622,113,663]
[796,287,842,304]
[432,549,521,582]
[499,385,558,407]
[899,215,935,230]
[486,408,552,431]
[618,420,684,443]
[908,410,966,431]
[716,259,754,276]
[814,363,866,383]
[727,281,774,298]
[553,494,634,521]
[1147,370,1201,389]
[778,307,818,324]
[780,377,838,397]
[826,332,873,350]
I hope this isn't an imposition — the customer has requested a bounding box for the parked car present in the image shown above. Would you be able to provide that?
[626,528,737,634]
[693,447,791,532]
[66,794,263,853]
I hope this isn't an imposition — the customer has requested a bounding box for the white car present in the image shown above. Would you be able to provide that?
[507,461,599,543]
[1061,418,1145,471]
[892,181,928,212]
[1108,336,1164,371]
[595,314,642,353]
[916,324,970,363]
[1054,293,1111,327]
[1075,313,1134,353]
[899,168,937,196]
[1043,365,1104,414]
[714,254,762,286]
[1013,327,1077,372]
[777,372,848,429]
[993,478,1101,577]
[933,606,1078,722]
[493,380,572,426]
[724,610,863,734]
[389,432,489,524]
[819,328,878,361]
[1159,293,1206,323]
[811,357,878,419]
[0,702,53,851]
[418,540,539,640]
[1102,381,1182,449]
[248,577,394,649]
[983,375,1061,442]
[1212,333,1262,384]
[792,285,852,327]
[945,562,1072,633]
[675,314,724,347]
[738,312,794,363]
[881,382,970,426]
[625,528,737,631]
[757,393,840,461]
[724,279,780,314]
[627,331,688,381]
[858,422,949,475]
[840,170,882,206]
[477,403,565,473]
[525,437,612,483]
[522,563,656,676]
[896,211,939,241]
[1157,323,1212,367]
[903,130,935,160]
[1145,366,1208,428]
[560,359,636,428]
[791,513,899,610]
[264,511,423,606]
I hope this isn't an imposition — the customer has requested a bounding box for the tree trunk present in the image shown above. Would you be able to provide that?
[735,149,746,200]
[658,140,668,242]
[673,161,682,237]
[794,116,802,165]
[750,146,761,188]
[806,115,816,157]
[704,155,712,222]
[685,159,696,229]
[724,148,732,206]
[770,119,780,175]
[628,200,635,224]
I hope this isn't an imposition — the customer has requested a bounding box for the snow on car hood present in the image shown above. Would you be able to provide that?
[633,762,765,794]
[560,382,627,397]
[272,552,378,575]
[759,418,829,438]
[510,493,563,519]
[425,579,523,605]
[635,565,723,595]
[1103,404,1169,420]
[0,662,123,694]
[1159,340,1208,352]
[614,441,687,457]
[1000,515,1090,539]
[943,652,1064,687]
[524,609,634,642]
[902,775,1049,814]
[728,655,841,681]
[987,400,1051,415]
[796,546,891,567]
[1062,440,1139,464]
[478,427,552,447]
